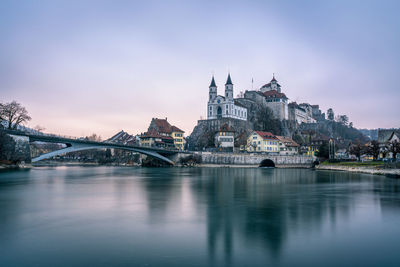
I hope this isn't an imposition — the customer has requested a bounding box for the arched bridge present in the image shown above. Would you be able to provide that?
[2,129,181,165]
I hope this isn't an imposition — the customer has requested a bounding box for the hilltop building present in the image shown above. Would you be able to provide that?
[207,74,248,121]
[244,75,289,120]
[288,102,316,124]
[215,124,235,152]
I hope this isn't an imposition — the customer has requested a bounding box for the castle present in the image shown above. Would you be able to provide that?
[205,73,322,125]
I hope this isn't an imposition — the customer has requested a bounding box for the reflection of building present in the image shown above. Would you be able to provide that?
[215,124,235,152]
[207,74,248,121]
[142,118,185,150]
[246,131,279,153]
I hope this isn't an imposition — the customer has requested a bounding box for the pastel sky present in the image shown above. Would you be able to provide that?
[1,0,399,138]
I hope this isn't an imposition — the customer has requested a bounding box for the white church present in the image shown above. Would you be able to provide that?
[207,74,247,121]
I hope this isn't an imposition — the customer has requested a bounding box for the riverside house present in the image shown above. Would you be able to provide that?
[246,131,279,153]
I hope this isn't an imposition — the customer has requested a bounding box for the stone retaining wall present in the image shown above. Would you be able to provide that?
[191,152,314,166]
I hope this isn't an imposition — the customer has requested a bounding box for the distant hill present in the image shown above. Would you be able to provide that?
[358,129,378,140]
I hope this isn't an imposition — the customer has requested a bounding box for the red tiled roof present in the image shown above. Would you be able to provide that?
[150,118,184,134]
[254,131,278,140]
[171,125,184,133]
[153,118,172,133]
[262,90,287,99]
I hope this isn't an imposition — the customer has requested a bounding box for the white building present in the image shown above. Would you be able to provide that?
[207,74,247,121]
[289,102,316,124]
[215,124,235,152]
[260,75,289,120]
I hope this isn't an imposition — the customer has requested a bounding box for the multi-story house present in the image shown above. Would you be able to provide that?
[139,130,175,149]
[246,131,279,153]
[144,118,185,150]
[276,136,299,155]
[215,124,235,152]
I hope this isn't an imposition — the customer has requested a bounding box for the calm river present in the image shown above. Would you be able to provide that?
[0,167,399,267]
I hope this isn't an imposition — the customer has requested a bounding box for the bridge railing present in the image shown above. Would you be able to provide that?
[2,128,184,152]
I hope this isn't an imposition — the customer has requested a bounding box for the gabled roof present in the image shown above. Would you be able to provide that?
[108,130,136,145]
[378,129,400,143]
[225,73,233,85]
[262,90,287,99]
[149,118,184,134]
[171,125,184,133]
[254,131,278,140]
[276,136,299,147]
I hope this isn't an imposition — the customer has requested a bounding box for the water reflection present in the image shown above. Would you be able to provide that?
[0,167,400,267]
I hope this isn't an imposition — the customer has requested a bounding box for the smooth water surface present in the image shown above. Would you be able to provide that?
[1,167,400,267]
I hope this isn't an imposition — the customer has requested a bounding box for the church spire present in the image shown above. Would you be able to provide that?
[209,76,216,87]
[271,73,277,82]
[225,73,233,85]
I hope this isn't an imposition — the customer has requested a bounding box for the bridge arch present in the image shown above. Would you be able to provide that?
[32,144,175,165]
[259,159,275,168]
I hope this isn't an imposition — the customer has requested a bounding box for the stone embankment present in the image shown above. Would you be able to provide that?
[316,164,400,177]
[193,152,314,167]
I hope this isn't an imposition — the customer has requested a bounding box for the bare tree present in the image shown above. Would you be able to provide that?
[0,101,31,130]
[366,140,380,160]
[349,142,365,161]
[338,115,349,126]
[85,133,102,142]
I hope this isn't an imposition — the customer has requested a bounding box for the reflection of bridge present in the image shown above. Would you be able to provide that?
[2,129,180,165]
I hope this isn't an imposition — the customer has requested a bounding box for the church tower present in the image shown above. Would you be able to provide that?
[225,73,233,101]
[209,76,217,101]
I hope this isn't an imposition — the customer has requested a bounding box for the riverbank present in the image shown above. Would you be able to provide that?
[197,164,312,168]
[316,164,400,177]
[0,163,32,170]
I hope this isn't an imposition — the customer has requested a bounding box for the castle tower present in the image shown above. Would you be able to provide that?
[225,73,233,101]
[270,74,281,93]
[209,76,217,101]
